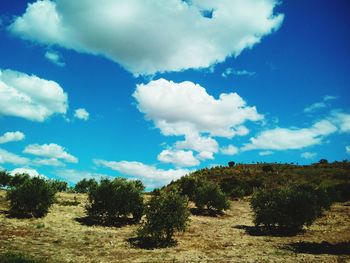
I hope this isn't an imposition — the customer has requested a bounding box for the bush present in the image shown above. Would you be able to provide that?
[48,179,67,192]
[0,170,11,188]
[137,190,190,245]
[0,252,44,263]
[7,177,56,218]
[74,178,98,193]
[194,180,230,213]
[86,178,144,223]
[178,176,202,200]
[250,184,330,232]
[8,173,30,188]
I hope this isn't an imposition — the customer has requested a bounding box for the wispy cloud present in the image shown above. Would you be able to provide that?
[221,68,256,78]
[44,50,65,67]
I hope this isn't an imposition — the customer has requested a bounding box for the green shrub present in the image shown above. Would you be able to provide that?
[48,179,67,192]
[194,180,230,213]
[8,173,30,188]
[250,184,330,232]
[0,170,11,188]
[7,177,56,218]
[74,178,98,193]
[178,176,202,200]
[0,252,44,263]
[86,178,144,222]
[137,190,190,245]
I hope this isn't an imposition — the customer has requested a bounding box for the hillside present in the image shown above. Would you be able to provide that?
[164,161,350,200]
[0,190,349,263]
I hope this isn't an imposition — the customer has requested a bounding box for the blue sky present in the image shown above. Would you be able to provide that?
[0,0,349,189]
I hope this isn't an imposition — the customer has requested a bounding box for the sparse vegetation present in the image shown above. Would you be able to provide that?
[0,252,44,263]
[7,176,56,218]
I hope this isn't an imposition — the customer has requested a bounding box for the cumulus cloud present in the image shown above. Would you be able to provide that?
[74,108,89,121]
[45,50,65,67]
[10,167,47,178]
[0,69,68,121]
[134,78,262,138]
[157,149,199,167]
[0,131,25,144]
[9,0,283,75]
[221,68,256,78]
[242,120,337,151]
[94,159,190,188]
[0,148,29,165]
[220,145,239,155]
[301,152,317,159]
[23,143,78,163]
[133,78,262,159]
[196,151,214,160]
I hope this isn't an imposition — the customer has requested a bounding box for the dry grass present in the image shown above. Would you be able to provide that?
[0,190,349,262]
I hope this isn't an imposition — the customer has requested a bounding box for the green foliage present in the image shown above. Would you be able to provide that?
[74,178,98,193]
[48,179,67,192]
[177,176,202,200]
[194,180,230,213]
[0,252,44,263]
[250,184,331,232]
[86,178,144,222]
[8,173,30,188]
[0,170,11,187]
[137,190,190,245]
[7,177,56,218]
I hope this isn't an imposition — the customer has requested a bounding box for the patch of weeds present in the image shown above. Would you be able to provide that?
[0,252,44,263]
[36,223,45,229]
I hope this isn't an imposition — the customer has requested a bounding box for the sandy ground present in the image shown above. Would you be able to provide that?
[0,190,349,263]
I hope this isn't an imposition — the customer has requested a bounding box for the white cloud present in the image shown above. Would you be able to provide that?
[33,158,65,167]
[55,169,110,184]
[94,159,190,188]
[221,68,255,78]
[346,146,350,154]
[258,150,274,156]
[242,120,337,151]
[9,0,283,75]
[304,102,327,113]
[0,69,68,121]
[301,151,317,159]
[134,78,262,138]
[0,148,29,165]
[220,145,239,155]
[0,131,25,144]
[157,149,199,167]
[44,50,65,67]
[175,134,219,154]
[196,151,214,160]
[10,167,47,179]
[331,112,350,133]
[304,95,337,113]
[23,143,78,163]
[74,108,89,121]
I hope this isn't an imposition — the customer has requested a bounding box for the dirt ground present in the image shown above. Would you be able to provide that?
[0,190,349,263]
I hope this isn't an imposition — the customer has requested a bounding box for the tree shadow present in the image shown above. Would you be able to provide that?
[190,208,224,217]
[75,216,137,228]
[127,236,176,250]
[233,225,302,237]
[284,241,350,255]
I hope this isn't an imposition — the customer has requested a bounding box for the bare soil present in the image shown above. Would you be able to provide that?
[0,190,349,262]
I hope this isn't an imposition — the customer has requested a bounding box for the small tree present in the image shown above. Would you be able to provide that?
[86,178,144,223]
[250,184,328,232]
[228,161,235,167]
[137,190,190,246]
[48,179,68,192]
[74,178,98,193]
[194,180,230,214]
[0,171,11,188]
[7,177,56,218]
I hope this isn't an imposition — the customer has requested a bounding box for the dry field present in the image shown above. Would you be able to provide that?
[0,190,349,263]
